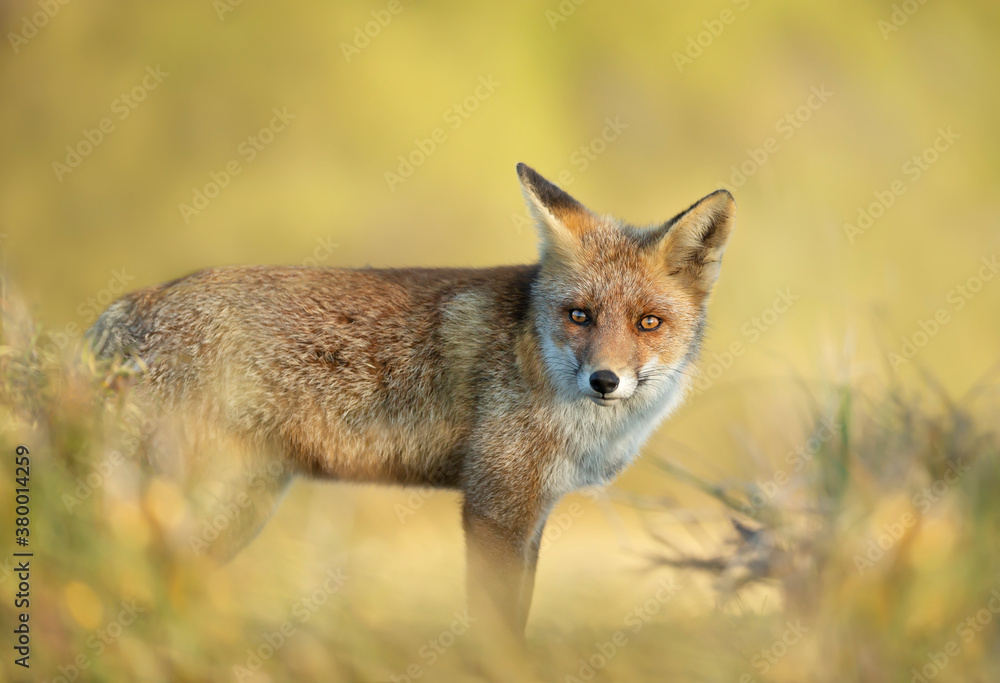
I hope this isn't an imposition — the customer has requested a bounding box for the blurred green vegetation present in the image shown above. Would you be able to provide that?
[2,0,1000,681]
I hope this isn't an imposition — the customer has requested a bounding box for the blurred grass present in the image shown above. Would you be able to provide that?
[3,0,999,472]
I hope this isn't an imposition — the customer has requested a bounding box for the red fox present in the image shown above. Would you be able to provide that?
[89,163,735,635]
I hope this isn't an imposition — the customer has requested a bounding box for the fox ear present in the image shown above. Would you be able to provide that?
[516,163,590,254]
[658,189,736,294]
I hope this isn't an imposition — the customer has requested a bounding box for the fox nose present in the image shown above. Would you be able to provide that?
[589,370,620,395]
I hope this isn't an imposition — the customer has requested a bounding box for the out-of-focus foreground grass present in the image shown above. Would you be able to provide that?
[2,297,999,683]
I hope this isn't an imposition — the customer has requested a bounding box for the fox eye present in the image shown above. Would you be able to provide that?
[639,315,661,331]
[569,309,589,325]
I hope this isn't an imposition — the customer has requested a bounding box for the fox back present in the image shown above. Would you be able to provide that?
[89,163,735,633]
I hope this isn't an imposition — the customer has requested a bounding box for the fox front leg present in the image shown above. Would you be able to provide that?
[462,498,546,637]
[521,523,545,623]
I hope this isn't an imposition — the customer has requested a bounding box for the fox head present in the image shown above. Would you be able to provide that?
[517,163,735,407]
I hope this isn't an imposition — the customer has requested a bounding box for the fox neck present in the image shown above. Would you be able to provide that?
[544,360,690,492]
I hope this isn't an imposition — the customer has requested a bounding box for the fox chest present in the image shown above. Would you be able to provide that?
[550,400,668,492]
